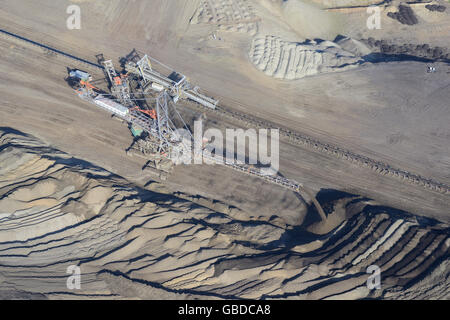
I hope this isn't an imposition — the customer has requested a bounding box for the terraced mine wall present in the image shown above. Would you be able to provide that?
[1,28,448,196]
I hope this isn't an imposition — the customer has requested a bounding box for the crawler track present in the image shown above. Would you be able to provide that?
[1,28,448,196]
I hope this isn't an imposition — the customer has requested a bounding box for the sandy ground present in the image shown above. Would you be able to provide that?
[0,2,449,221]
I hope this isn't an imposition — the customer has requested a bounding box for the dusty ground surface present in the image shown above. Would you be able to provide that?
[0,0,449,299]
[0,129,448,299]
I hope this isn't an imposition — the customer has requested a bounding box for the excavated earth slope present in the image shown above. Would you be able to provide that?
[0,128,448,299]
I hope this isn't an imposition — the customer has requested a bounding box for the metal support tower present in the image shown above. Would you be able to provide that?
[102,60,118,85]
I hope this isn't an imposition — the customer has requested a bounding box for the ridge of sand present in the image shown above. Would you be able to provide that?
[191,0,259,35]
[249,35,363,79]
